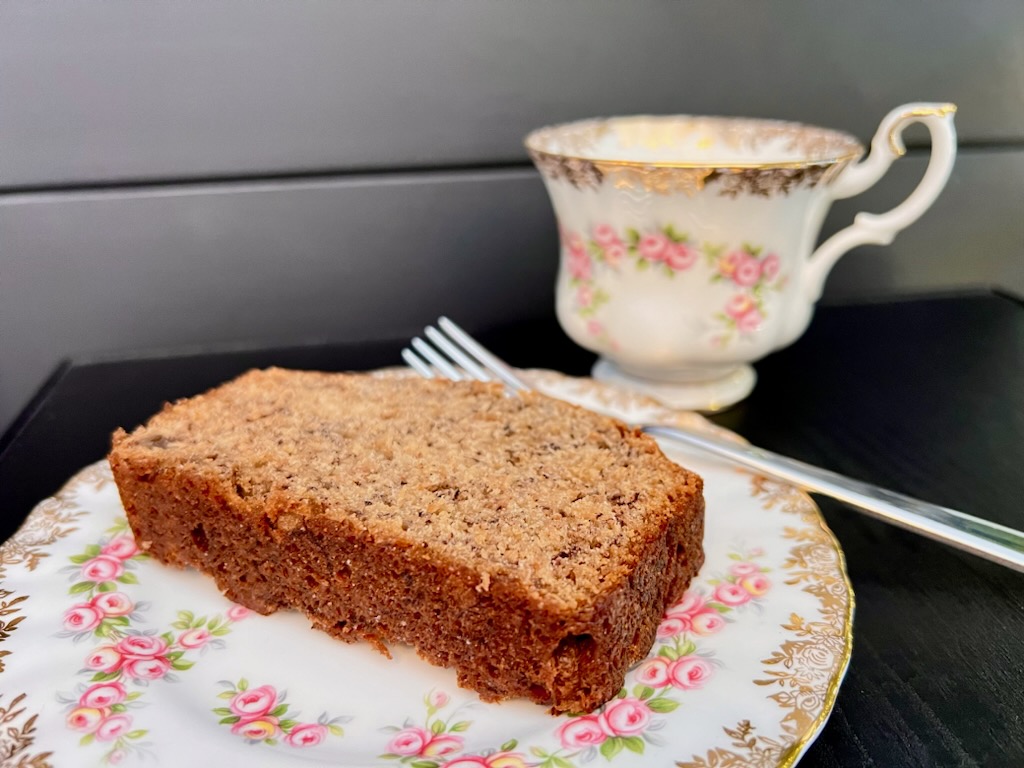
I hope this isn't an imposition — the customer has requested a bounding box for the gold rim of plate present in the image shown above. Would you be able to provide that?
[776,488,854,768]
[523,369,855,768]
[1,371,855,767]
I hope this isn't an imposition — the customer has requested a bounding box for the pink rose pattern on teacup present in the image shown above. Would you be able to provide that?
[561,223,786,349]
[213,679,348,748]
[564,230,592,282]
[57,518,249,764]
[711,244,786,346]
[561,226,619,350]
[380,690,528,768]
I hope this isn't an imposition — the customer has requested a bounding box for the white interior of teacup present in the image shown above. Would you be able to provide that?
[526,115,863,167]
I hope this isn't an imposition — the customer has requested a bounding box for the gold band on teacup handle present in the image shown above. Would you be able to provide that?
[887,103,958,156]
[803,102,958,302]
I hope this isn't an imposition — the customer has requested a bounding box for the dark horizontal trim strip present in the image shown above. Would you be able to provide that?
[1,140,1021,197]
[0,160,533,197]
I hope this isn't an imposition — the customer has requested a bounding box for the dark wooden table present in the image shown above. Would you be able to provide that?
[2,291,1022,766]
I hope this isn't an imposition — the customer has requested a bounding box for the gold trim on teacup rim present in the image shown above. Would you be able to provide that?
[525,115,866,197]
[524,114,865,172]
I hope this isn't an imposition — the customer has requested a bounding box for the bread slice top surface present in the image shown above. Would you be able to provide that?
[111,368,701,610]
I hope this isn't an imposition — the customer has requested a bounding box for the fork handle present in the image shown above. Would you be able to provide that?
[642,425,1024,572]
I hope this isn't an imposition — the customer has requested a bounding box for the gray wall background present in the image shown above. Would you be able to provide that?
[2,0,1023,433]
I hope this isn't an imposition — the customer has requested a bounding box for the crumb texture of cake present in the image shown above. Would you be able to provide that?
[108,368,705,714]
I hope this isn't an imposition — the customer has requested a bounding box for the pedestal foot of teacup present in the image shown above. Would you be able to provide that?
[591,359,757,413]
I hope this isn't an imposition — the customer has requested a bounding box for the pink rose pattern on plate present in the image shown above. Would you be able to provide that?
[562,224,786,349]
[57,518,249,764]
[56,515,770,766]
[372,550,771,768]
[213,679,349,748]
[528,547,772,767]
[379,690,528,768]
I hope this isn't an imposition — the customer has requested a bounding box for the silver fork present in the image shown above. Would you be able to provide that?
[404,317,1024,573]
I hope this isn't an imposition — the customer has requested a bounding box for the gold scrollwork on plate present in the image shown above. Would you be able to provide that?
[517,372,854,768]
[0,693,53,768]
[3,388,852,768]
[0,467,102,582]
[678,475,854,768]
[0,464,106,768]
[287,368,854,766]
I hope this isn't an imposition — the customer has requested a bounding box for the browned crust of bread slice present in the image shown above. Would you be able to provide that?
[108,369,704,713]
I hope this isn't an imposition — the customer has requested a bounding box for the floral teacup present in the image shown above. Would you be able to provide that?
[526,103,957,410]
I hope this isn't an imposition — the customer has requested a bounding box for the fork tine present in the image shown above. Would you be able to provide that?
[410,337,464,380]
[401,348,435,379]
[424,326,492,382]
[437,317,528,392]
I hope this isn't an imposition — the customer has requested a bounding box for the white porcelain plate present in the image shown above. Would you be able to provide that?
[0,370,853,768]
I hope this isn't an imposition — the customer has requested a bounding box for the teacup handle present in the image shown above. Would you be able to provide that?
[803,102,958,301]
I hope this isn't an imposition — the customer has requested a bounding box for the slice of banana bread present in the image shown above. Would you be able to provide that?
[108,368,704,714]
